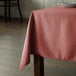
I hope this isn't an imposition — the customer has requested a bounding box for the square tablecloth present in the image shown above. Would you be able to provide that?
[19,6,76,70]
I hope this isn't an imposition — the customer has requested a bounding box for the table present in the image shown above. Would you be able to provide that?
[19,6,76,76]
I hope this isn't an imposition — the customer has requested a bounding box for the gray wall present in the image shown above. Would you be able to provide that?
[18,0,76,18]
[0,0,76,18]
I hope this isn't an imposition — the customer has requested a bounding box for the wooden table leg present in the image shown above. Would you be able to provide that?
[34,55,44,76]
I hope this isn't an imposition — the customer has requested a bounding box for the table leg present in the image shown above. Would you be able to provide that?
[34,55,44,76]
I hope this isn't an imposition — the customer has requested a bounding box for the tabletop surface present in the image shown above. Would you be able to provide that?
[19,6,76,70]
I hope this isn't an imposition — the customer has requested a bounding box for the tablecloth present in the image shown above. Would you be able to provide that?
[19,6,76,70]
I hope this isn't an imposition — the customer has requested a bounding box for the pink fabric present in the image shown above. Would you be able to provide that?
[19,6,76,70]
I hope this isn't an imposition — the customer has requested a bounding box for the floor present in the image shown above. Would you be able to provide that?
[0,20,76,76]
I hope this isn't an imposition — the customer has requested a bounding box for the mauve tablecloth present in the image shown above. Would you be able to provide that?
[19,6,76,70]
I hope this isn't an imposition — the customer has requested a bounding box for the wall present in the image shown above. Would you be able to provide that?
[0,0,76,18]
[17,0,76,18]
[22,0,57,18]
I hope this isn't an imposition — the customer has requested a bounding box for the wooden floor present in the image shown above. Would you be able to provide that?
[0,21,29,76]
[0,21,76,76]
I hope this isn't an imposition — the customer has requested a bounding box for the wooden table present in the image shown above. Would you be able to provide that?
[19,6,76,76]
[34,55,44,76]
